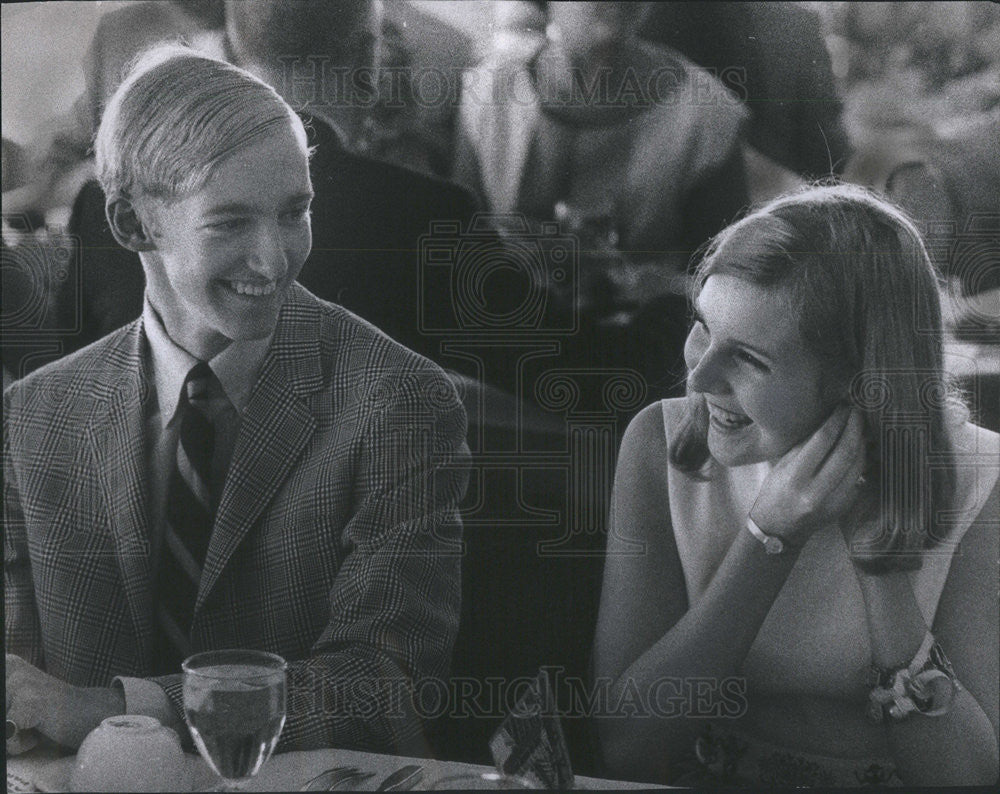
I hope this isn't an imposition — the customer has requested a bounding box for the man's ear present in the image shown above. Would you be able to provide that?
[107,197,156,252]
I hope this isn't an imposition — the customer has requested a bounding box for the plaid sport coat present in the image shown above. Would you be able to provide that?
[4,284,469,753]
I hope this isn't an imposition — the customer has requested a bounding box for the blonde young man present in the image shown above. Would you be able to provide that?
[4,47,468,755]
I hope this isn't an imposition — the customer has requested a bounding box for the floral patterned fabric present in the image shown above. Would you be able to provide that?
[671,724,901,788]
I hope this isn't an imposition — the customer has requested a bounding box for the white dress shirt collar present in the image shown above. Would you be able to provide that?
[142,297,273,425]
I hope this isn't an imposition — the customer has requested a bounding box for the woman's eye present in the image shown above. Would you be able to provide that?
[208,218,243,232]
[736,349,768,371]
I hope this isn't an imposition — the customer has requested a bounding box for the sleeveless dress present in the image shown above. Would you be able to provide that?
[657,399,1000,787]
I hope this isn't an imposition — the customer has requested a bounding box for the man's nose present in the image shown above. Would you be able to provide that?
[247,224,288,279]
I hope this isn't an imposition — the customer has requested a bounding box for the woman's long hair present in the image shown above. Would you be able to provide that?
[670,183,963,572]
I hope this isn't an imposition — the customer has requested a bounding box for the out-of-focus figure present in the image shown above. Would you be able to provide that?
[2,138,33,195]
[826,2,1000,433]
[639,2,852,181]
[225,0,476,177]
[881,111,1000,299]
[872,111,1000,433]
[457,1,748,267]
[455,1,750,403]
[8,0,474,226]
[4,1,226,222]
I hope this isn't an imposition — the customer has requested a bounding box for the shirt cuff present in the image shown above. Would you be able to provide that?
[112,676,179,729]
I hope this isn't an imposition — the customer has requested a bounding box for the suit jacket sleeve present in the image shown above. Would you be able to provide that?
[151,363,470,754]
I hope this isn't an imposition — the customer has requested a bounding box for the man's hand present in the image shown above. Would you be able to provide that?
[5,654,125,753]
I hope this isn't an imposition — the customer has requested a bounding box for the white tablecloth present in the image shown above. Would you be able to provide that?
[7,746,663,791]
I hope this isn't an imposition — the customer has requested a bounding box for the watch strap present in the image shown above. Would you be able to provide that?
[746,516,786,555]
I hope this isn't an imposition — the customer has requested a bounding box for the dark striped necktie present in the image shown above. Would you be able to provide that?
[155,361,217,671]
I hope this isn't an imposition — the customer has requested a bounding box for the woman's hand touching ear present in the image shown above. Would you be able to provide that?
[750,405,868,547]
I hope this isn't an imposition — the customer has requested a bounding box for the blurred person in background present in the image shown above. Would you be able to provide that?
[880,109,1000,300]
[3,1,225,223]
[456,1,748,265]
[7,0,473,225]
[2,138,33,197]
[828,1,1000,433]
[640,2,852,193]
[454,1,750,406]
[878,112,1000,435]
[225,0,476,177]
[221,0,480,362]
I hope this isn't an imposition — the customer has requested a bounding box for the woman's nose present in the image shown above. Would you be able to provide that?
[686,341,729,396]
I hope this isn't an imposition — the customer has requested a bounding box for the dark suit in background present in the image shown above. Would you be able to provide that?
[641,1,851,177]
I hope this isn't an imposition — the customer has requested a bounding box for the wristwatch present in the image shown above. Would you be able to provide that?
[746,516,786,555]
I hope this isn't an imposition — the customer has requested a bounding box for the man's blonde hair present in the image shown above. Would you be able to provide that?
[94,43,309,202]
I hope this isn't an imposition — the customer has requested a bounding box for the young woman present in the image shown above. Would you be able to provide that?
[593,184,999,786]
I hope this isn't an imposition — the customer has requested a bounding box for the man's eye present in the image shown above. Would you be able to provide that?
[281,206,311,223]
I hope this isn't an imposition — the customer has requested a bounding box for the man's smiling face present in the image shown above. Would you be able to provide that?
[138,124,313,360]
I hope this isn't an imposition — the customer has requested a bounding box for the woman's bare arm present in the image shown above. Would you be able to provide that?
[593,404,796,781]
[595,403,866,781]
[851,477,999,785]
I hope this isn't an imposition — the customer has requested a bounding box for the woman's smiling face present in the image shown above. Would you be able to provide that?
[684,274,839,467]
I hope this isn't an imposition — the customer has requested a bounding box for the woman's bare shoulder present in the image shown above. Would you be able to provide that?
[948,422,1000,524]
[623,399,686,444]
[620,399,689,470]
[951,420,1000,457]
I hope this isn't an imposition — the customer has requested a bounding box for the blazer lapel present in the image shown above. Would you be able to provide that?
[86,321,156,660]
[196,287,322,612]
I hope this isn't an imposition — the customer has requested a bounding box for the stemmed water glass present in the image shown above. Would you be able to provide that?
[182,649,287,791]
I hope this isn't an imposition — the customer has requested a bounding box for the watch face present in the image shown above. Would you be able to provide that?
[764,536,784,555]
